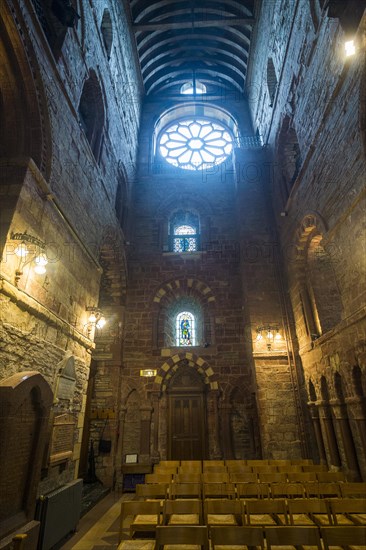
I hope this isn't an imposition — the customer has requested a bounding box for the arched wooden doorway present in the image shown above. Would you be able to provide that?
[167,365,207,460]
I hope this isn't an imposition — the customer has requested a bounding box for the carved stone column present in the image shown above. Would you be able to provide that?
[139,405,153,463]
[346,396,366,479]
[114,406,127,490]
[219,402,234,459]
[331,399,361,480]
[317,401,341,469]
[308,402,327,464]
[207,390,221,459]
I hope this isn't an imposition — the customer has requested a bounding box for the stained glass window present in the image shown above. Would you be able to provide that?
[159,119,233,171]
[173,224,197,253]
[176,311,196,346]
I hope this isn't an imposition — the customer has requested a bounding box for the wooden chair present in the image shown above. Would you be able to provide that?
[202,482,236,500]
[291,459,314,465]
[265,526,322,549]
[244,499,288,526]
[153,466,178,476]
[204,498,243,527]
[210,525,264,549]
[329,498,366,526]
[270,482,305,499]
[120,500,161,539]
[155,461,180,468]
[203,460,225,466]
[302,464,327,472]
[339,482,366,498]
[258,473,287,483]
[288,498,332,526]
[135,483,169,502]
[236,482,270,500]
[145,474,173,484]
[317,471,346,482]
[268,460,292,466]
[173,473,201,483]
[321,525,366,550]
[303,482,341,499]
[117,540,155,550]
[276,465,302,473]
[287,471,317,482]
[225,460,248,467]
[230,472,258,483]
[162,498,202,526]
[202,465,227,473]
[168,482,202,499]
[154,525,209,549]
[202,472,230,483]
[227,465,253,474]
[252,465,278,474]
[180,460,202,471]
[247,460,269,466]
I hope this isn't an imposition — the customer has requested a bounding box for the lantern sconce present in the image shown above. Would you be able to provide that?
[11,231,48,286]
[86,306,106,329]
[256,325,282,351]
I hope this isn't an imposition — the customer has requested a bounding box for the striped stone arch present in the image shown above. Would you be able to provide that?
[152,352,219,392]
[291,211,328,277]
[152,278,216,306]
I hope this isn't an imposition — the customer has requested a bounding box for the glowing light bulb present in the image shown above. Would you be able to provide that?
[34,265,46,274]
[345,40,356,57]
[96,317,106,329]
[256,332,263,341]
[88,313,97,323]
[267,330,274,340]
[15,243,29,257]
[275,331,282,341]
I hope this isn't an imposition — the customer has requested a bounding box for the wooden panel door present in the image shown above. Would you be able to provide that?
[169,394,206,460]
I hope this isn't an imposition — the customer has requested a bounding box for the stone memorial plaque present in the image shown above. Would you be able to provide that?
[49,413,75,464]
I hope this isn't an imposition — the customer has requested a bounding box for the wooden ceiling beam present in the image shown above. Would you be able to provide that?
[133,17,255,32]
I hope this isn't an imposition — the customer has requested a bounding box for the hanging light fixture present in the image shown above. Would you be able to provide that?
[10,231,48,285]
[255,325,282,350]
[86,307,107,331]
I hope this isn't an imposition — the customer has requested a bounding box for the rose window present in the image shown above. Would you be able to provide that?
[159,119,233,171]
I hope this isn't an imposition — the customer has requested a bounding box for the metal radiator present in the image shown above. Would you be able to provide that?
[35,479,83,550]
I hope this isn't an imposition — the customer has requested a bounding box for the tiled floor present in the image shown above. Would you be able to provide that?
[60,492,128,550]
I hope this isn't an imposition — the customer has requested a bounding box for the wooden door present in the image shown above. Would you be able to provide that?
[169,393,206,460]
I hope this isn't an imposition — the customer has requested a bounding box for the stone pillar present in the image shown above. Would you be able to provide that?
[207,390,221,459]
[150,392,160,463]
[139,405,153,463]
[219,402,234,459]
[346,396,366,480]
[308,403,327,464]
[115,406,127,490]
[331,399,361,480]
[318,401,341,468]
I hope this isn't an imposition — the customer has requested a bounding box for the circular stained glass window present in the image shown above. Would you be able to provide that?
[159,119,233,171]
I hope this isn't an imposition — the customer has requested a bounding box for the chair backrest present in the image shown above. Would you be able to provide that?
[270,482,304,498]
[155,525,209,549]
[329,498,366,524]
[288,498,331,525]
[317,471,346,482]
[268,460,292,466]
[339,482,366,498]
[265,526,322,549]
[156,460,180,468]
[203,460,225,466]
[247,460,269,465]
[302,464,327,472]
[236,482,270,499]
[135,482,169,499]
[203,482,236,499]
[230,472,257,483]
[204,498,243,519]
[277,465,302,473]
[252,466,278,473]
[225,460,247,467]
[169,482,202,499]
[202,465,228,473]
[258,473,287,483]
[321,526,366,550]
[154,465,178,475]
[245,499,288,525]
[291,459,313,465]
[211,526,264,549]
[227,465,253,474]
[163,498,202,524]
[202,472,230,483]
[287,472,317,482]
[174,473,201,483]
[303,481,341,498]
[145,473,173,483]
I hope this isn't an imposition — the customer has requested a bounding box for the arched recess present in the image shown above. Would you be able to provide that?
[291,213,343,342]
[152,278,216,348]
[276,116,303,204]
[78,69,105,162]
[227,385,259,460]
[115,163,129,236]
[101,8,113,59]
[266,58,278,107]
[319,376,342,468]
[0,4,51,176]
[122,389,142,458]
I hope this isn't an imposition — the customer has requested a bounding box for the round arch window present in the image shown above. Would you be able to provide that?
[159,119,233,171]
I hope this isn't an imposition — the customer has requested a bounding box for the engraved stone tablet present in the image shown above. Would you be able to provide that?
[49,413,75,464]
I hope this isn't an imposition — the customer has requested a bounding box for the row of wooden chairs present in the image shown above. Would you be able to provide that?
[154,463,326,475]
[119,521,366,549]
[156,458,316,468]
[121,496,366,534]
[136,481,366,500]
[146,471,346,484]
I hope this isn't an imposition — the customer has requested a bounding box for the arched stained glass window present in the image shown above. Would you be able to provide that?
[180,81,207,95]
[173,224,197,252]
[176,311,196,346]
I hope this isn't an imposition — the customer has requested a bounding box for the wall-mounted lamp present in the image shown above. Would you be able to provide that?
[11,231,48,285]
[256,325,282,351]
[86,306,106,329]
[345,39,356,57]
[140,369,157,378]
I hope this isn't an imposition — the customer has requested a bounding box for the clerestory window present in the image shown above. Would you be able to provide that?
[169,211,200,253]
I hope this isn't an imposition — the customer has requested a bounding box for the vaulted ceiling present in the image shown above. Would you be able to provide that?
[127,0,257,95]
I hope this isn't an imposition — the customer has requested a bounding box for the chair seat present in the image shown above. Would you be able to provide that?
[132,514,159,525]
[168,514,200,525]
[333,514,357,525]
[163,545,202,550]
[117,541,155,550]
[207,513,238,525]
[312,514,331,526]
[349,513,366,525]
[291,513,316,525]
[248,513,277,525]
